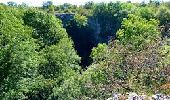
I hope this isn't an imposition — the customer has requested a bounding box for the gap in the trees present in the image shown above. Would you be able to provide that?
[55,14,119,68]
[65,24,96,68]
[55,14,98,68]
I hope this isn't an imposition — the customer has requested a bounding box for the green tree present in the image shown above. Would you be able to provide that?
[73,14,88,27]
[23,10,67,47]
[0,6,42,99]
[91,43,108,63]
[156,6,170,25]
[23,9,81,99]
[43,1,53,9]
[117,14,160,50]
[18,2,28,8]
[84,1,95,9]
[81,13,166,98]
[0,5,81,99]
[135,6,155,20]
[7,1,17,6]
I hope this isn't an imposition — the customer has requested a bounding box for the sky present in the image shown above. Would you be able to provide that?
[0,0,166,6]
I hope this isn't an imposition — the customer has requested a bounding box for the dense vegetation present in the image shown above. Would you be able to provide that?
[0,0,170,99]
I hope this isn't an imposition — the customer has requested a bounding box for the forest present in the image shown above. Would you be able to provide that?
[0,0,170,99]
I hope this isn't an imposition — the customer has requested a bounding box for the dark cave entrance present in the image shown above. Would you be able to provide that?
[55,14,97,68]
[65,21,96,68]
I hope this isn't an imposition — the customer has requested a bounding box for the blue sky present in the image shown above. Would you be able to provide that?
[0,0,166,6]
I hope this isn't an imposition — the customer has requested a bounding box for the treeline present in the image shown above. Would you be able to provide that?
[0,1,170,99]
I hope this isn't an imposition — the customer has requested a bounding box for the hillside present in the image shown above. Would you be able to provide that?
[0,1,170,99]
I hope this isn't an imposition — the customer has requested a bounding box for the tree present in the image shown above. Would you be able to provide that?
[91,43,108,63]
[84,1,95,9]
[0,6,41,99]
[18,2,28,8]
[48,4,55,14]
[23,10,67,47]
[117,14,160,50]
[1,1,170,99]
[7,1,17,6]
[156,6,170,25]
[43,1,53,9]
[135,7,155,20]
[73,14,88,27]
[0,5,81,99]
[23,9,81,99]
[81,13,167,98]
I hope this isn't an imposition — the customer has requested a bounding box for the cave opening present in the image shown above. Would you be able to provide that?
[65,20,96,68]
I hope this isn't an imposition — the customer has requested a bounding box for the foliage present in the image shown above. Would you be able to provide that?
[0,5,81,99]
[7,1,17,7]
[156,6,170,25]
[81,11,169,98]
[23,9,67,47]
[1,1,170,99]
[91,43,108,63]
[135,6,155,20]
[84,1,95,9]
[117,14,160,50]
[43,1,53,9]
[0,6,41,99]
[73,14,88,27]
[49,74,81,100]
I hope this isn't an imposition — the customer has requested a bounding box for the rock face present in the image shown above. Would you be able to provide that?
[55,13,75,27]
[55,13,109,44]
[55,13,75,20]
[88,17,101,44]
[54,13,116,67]
[55,13,96,67]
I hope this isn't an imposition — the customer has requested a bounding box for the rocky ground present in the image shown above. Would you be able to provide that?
[107,93,170,100]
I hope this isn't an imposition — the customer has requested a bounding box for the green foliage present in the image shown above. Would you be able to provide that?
[23,9,67,47]
[135,6,155,20]
[7,1,17,7]
[54,3,82,14]
[73,14,88,27]
[1,1,170,99]
[91,44,108,63]
[0,5,81,99]
[159,39,170,67]
[117,14,160,50]
[80,63,111,99]
[91,2,137,43]
[82,10,168,97]
[43,1,53,9]
[0,6,42,99]
[156,6,170,25]
[84,1,95,9]
[39,38,80,79]
[93,2,122,35]
[42,1,55,14]
[50,74,81,100]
